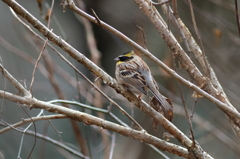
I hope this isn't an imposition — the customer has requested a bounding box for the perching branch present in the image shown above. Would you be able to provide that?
[0,90,190,157]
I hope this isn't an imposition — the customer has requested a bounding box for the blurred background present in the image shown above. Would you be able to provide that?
[0,0,240,158]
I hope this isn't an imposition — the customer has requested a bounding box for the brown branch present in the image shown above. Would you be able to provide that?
[0,90,190,158]
[0,115,66,134]
[158,0,240,138]
[0,63,30,97]
[29,38,48,95]
[152,0,171,6]
[235,0,240,37]
[187,0,209,77]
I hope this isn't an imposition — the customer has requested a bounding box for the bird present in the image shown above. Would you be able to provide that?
[114,50,172,119]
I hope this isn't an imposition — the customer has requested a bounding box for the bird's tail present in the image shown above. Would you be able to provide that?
[149,87,173,120]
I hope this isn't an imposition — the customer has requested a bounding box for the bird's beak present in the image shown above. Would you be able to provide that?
[114,57,119,61]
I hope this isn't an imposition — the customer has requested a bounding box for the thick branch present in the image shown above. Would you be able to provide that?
[133,0,240,136]
[0,90,189,157]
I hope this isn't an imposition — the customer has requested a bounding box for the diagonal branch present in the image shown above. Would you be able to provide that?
[154,0,240,138]
[133,0,240,137]
[0,64,30,97]
[0,90,194,158]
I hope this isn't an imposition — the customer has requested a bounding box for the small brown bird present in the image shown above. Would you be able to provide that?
[114,50,172,118]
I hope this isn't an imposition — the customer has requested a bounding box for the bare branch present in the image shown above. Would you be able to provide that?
[187,0,209,77]
[0,63,30,97]
[0,115,66,134]
[235,0,240,37]
[0,90,190,157]
[158,0,240,137]
[29,38,49,94]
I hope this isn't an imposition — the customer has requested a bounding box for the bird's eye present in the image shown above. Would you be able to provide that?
[119,56,133,61]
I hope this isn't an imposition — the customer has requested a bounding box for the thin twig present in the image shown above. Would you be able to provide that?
[172,51,195,146]
[0,56,6,118]
[46,0,54,28]
[177,82,195,146]
[109,132,116,159]
[29,0,54,94]
[17,105,39,159]
[42,112,63,140]
[235,0,240,37]
[187,0,210,77]
[132,18,147,49]
[172,0,178,17]
[0,36,49,78]
[0,114,66,134]
[190,98,197,118]
[48,99,130,128]
[91,8,101,25]
[29,38,49,95]
[0,122,89,159]
[151,0,171,6]
[0,119,23,133]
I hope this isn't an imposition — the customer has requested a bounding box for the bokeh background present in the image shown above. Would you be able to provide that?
[0,0,240,159]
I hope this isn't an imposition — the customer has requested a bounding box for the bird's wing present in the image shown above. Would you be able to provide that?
[144,74,173,119]
[119,69,148,95]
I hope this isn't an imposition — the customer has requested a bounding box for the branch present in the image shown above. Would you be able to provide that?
[0,64,30,97]
[0,90,190,157]
[157,0,240,137]
[0,115,66,134]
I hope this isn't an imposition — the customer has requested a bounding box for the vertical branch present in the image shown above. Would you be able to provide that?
[187,0,210,77]
[235,0,240,36]
[29,39,48,95]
